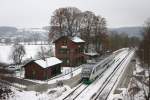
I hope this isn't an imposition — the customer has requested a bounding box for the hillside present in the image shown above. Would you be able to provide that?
[0,26,143,43]
[109,26,143,37]
[0,26,49,43]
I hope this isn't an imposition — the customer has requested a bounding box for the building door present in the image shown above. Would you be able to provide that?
[32,70,36,79]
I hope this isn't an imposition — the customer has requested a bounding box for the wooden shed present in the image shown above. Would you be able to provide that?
[54,36,86,67]
[23,57,62,80]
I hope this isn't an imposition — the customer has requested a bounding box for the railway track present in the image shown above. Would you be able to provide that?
[61,50,130,100]
[74,50,130,100]
[62,59,114,99]
[62,58,112,100]
[90,50,134,100]
[62,83,88,100]
[62,51,123,100]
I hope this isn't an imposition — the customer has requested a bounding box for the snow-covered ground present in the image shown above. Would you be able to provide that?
[9,85,71,100]
[133,58,144,75]
[5,65,82,100]
[48,67,82,84]
[0,44,54,64]
[1,48,139,100]
[109,53,149,100]
[11,49,130,100]
[129,58,149,100]
[6,65,82,100]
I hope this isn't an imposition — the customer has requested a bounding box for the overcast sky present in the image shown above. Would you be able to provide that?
[0,0,150,28]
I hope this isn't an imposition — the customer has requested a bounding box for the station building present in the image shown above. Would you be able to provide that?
[54,36,86,67]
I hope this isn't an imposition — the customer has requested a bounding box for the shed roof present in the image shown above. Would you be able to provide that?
[34,57,62,68]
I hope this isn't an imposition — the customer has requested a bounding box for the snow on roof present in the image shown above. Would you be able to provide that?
[34,57,62,68]
[84,52,99,56]
[71,36,85,43]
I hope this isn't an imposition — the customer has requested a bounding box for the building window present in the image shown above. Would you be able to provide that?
[75,49,78,53]
[79,45,84,53]
[79,48,84,53]
[75,48,83,53]
[60,48,67,53]
[60,48,70,54]
[62,40,67,45]
[43,71,47,79]
[67,59,69,64]
[62,58,70,65]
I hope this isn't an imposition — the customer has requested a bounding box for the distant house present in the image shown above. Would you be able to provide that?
[54,36,86,67]
[23,57,62,80]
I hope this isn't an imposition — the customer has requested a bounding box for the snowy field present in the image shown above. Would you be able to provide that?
[0,44,54,64]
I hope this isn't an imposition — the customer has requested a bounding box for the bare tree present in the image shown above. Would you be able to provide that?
[137,18,150,100]
[31,33,40,44]
[0,84,13,100]
[80,11,96,52]
[5,38,11,45]
[109,31,136,51]
[49,7,108,53]
[93,16,107,53]
[36,45,54,60]
[10,44,26,65]
[49,7,81,41]
[14,37,21,44]
[45,45,54,57]
[80,11,107,53]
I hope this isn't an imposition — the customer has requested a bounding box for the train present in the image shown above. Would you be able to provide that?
[81,48,129,84]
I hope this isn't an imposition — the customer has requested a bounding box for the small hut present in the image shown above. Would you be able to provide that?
[23,57,62,80]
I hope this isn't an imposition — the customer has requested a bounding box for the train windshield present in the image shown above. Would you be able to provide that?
[81,64,93,77]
